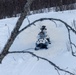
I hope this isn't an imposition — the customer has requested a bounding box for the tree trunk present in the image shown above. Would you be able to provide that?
[0,0,34,63]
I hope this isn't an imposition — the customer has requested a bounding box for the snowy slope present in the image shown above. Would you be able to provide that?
[0,10,76,75]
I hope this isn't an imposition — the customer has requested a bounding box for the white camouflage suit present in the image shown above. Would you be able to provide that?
[37,28,51,44]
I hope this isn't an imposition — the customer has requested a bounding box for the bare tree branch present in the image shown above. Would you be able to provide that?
[51,20,58,27]
[19,18,76,34]
[55,67,61,75]
[67,29,76,57]
[0,0,35,63]
[26,16,31,24]
[8,50,75,75]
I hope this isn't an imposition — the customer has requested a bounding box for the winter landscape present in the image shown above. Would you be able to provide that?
[0,9,76,75]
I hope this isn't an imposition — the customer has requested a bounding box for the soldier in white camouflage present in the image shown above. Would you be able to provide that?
[38,25,51,44]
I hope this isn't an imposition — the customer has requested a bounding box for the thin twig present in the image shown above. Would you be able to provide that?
[55,67,61,75]
[68,29,76,57]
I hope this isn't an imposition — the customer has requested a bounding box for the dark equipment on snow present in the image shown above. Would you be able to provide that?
[35,38,48,50]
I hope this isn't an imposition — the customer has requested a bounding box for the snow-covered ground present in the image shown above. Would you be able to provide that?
[0,10,76,75]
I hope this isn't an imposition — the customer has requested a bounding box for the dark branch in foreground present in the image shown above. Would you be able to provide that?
[0,0,35,63]
[8,51,75,75]
[68,29,76,57]
[19,18,76,34]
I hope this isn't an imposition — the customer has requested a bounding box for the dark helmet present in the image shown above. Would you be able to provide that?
[41,25,47,30]
[42,25,46,28]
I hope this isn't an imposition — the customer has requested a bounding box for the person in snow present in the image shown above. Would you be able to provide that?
[35,26,51,50]
[38,25,51,44]
[35,25,51,50]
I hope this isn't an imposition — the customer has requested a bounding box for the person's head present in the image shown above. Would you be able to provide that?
[41,25,47,30]
[42,25,46,28]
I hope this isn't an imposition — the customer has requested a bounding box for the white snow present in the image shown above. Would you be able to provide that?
[0,10,76,75]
